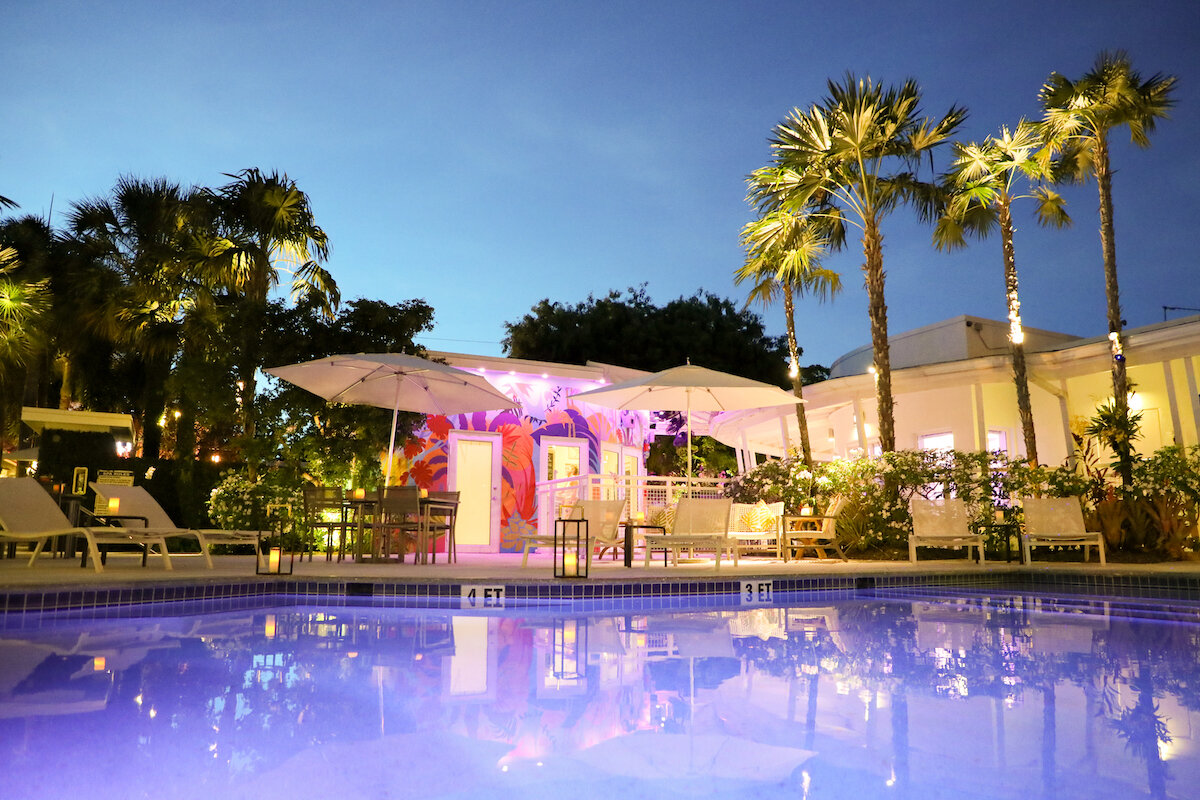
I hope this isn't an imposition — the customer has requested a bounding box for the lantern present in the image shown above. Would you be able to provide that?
[553,518,588,579]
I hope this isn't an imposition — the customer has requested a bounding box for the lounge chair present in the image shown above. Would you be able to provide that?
[1019,496,1106,564]
[642,497,736,569]
[0,477,176,572]
[90,482,263,570]
[565,498,628,569]
[518,497,626,568]
[728,501,784,559]
[783,496,848,561]
[908,496,985,563]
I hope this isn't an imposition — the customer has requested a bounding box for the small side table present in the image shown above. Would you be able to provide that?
[622,523,666,567]
[978,521,1021,563]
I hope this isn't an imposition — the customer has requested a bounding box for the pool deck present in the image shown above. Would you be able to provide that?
[4,549,1200,591]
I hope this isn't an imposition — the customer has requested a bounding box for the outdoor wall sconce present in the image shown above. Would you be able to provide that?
[554,518,588,578]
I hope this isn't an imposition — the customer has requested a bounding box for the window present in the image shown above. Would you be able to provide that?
[918,432,954,451]
[987,429,1008,455]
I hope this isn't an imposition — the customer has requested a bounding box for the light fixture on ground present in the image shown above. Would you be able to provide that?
[554,517,588,578]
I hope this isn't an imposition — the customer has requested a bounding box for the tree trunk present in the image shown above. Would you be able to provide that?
[998,198,1038,466]
[1095,134,1132,486]
[862,215,895,453]
[783,290,813,468]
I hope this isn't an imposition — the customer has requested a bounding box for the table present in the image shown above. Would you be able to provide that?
[979,521,1021,563]
[781,514,845,560]
[86,514,152,567]
[621,523,666,567]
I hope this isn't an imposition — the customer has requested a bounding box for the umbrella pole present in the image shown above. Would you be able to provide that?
[384,384,401,487]
[685,390,693,492]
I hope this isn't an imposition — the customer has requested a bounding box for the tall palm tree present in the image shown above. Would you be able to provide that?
[736,203,842,468]
[198,168,338,443]
[1039,51,1176,484]
[934,122,1070,466]
[757,75,966,452]
[0,244,50,449]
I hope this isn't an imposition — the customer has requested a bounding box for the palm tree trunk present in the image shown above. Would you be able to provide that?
[1095,134,1132,486]
[863,215,895,453]
[783,291,814,468]
[998,200,1038,466]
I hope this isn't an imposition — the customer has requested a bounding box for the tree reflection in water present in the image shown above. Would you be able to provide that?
[0,594,1198,799]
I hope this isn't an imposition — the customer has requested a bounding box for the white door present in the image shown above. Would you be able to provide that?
[449,431,502,551]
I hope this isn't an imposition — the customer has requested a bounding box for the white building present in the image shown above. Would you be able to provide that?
[710,314,1200,466]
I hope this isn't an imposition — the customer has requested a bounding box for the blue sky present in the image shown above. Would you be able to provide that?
[4,1,1198,368]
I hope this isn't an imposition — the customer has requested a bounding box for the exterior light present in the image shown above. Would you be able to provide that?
[1109,331,1125,362]
[788,357,799,380]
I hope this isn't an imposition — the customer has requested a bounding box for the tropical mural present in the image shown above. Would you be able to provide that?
[385,373,650,552]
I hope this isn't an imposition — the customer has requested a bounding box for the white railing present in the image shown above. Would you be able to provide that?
[534,474,727,534]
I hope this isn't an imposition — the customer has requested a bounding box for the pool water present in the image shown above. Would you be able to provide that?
[2,590,1198,799]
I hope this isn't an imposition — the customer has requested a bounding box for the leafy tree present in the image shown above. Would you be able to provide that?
[934,122,1070,466]
[737,195,842,468]
[502,285,790,385]
[0,243,49,448]
[1039,51,1177,484]
[258,297,435,487]
[755,75,966,452]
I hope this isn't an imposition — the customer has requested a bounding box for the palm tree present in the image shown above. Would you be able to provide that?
[757,75,966,452]
[934,122,1070,466]
[1039,51,1176,484]
[198,168,338,444]
[67,177,196,458]
[736,203,842,468]
[0,244,50,449]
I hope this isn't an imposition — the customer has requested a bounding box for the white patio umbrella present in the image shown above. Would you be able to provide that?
[265,353,518,486]
[571,363,801,481]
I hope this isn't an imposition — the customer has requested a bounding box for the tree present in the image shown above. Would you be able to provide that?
[934,122,1070,466]
[502,286,790,385]
[197,169,339,446]
[258,297,435,487]
[66,177,196,458]
[1039,51,1177,485]
[756,75,966,452]
[736,201,842,468]
[0,243,50,449]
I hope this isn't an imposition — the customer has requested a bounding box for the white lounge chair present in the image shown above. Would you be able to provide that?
[908,496,985,563]
[565,498,628,569]
[642,497,736,569]
[728,501,784,559]
[90,482,263,570]
[0,477,177,572]
[1020,496,1106,564]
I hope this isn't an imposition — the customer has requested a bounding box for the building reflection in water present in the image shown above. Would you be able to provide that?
[0,593,1198,799]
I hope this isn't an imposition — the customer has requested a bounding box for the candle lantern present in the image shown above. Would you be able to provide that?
[553,518,588,579]
[256,503,295,575]
[552,617,589,680]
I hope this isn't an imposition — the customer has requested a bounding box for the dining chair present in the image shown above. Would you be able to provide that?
[302,486,348,561]
[372,487,421,562]
[422,491,460,564]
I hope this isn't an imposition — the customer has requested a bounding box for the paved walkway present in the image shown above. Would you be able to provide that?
[4,549,1200,591]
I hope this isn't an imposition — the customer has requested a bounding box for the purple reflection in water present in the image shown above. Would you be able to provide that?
[1,592,1198,799]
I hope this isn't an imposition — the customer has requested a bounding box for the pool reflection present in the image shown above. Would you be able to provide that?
[1,594,1199,799]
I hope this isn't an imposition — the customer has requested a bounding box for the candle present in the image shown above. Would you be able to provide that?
[268,546,281,573]
[92,656,106,671]
[108,497,120,514]
[420,488,429,498]
[800,506,812,516]
[353,487,365,500]
[563,552,577,577]
[264,614,277,639]
[634,511,645,522]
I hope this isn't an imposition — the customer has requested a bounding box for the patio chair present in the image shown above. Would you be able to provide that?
[421,491,460,564]
[783,496,848,561]
[370,486,421,562]
[302,486,349,561]
[90,482,263,570]
[908,496,985,564]
[1019,496,1106,564]
[642,497,736,569]
[0,477,177,573]
[565,497,628,569]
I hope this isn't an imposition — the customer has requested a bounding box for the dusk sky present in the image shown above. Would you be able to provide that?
[4,1,1197,369]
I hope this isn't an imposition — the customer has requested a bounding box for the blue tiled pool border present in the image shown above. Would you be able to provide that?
[4,568,1200,618]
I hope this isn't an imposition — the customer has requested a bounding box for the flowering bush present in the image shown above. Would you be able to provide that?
[208,469,302,533]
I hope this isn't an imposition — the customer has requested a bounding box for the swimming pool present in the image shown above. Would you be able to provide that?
[2,589,1197,799]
